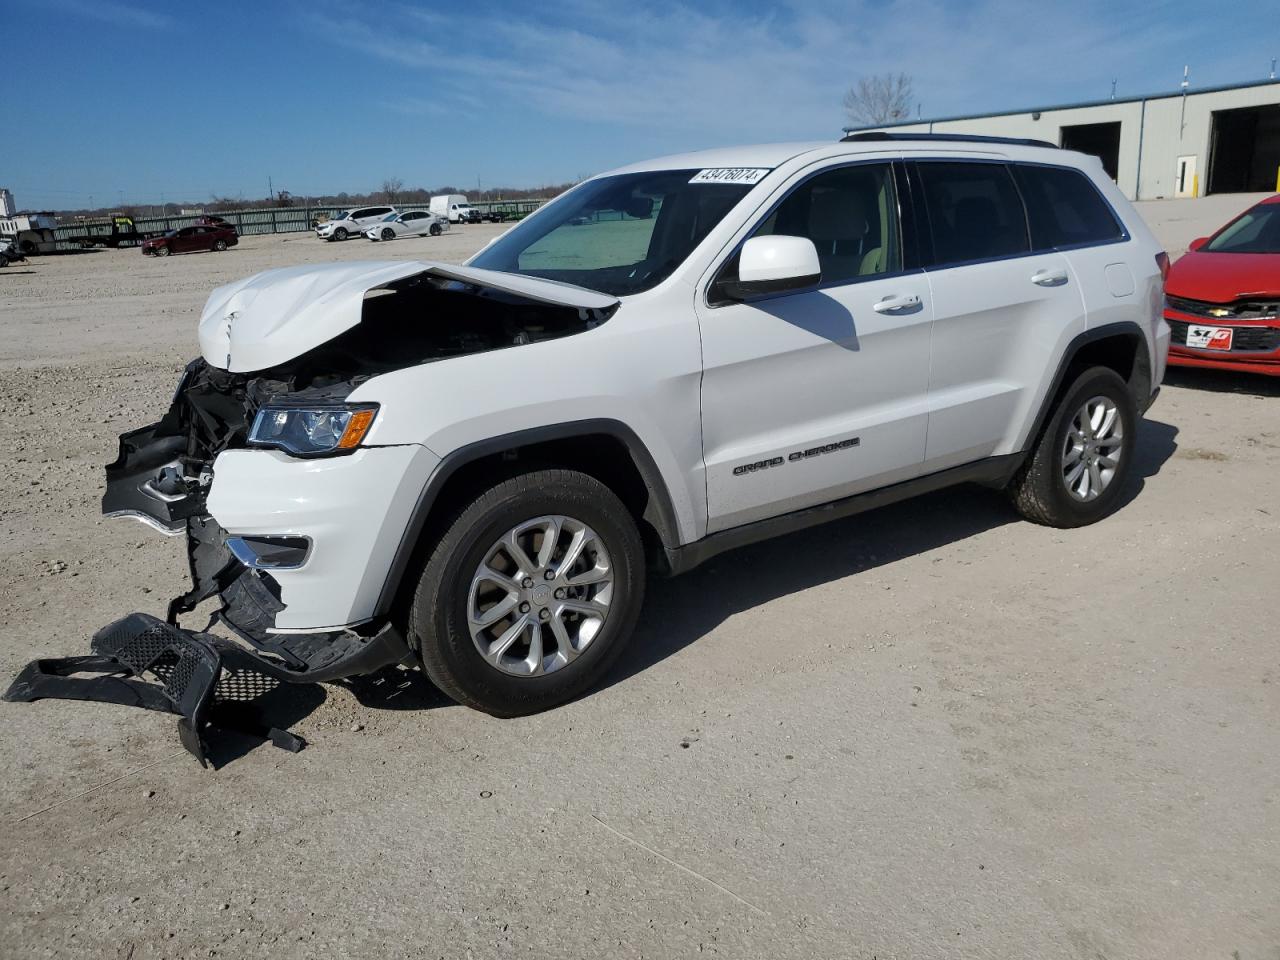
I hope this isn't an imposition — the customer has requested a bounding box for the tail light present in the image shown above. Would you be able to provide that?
[1155,252,1170,283]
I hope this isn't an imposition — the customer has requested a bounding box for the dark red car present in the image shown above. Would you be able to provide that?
[142,223,238,257]
[1164,194,1280,375]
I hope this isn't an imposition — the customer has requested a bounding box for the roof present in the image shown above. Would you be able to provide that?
[844,77,1280,133]
[605,142,828,176]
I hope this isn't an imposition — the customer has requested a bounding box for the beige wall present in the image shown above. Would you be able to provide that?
[856,82,1280,201]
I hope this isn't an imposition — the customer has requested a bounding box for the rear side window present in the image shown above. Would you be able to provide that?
[917,162,1029,266]
[1013,164,1125,249]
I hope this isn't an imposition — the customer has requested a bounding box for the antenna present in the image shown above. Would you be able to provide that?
[1271,58,1277,79]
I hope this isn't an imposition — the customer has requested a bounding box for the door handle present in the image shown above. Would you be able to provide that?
[872,294,923,314]
[1032,268,1069,287]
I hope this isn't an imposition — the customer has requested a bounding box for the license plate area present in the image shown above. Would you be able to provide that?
[1186,325,1233,350]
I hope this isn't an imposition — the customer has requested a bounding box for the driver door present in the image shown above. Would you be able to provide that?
[696,160,934,533]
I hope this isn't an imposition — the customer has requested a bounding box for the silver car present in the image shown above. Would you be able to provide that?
[364,209,450,241]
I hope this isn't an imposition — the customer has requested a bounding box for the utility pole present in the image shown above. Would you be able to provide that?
[1179,65,1190,137]
[1110,79,1117,100]
[1271,58,1277,80]
[268,175,274,203]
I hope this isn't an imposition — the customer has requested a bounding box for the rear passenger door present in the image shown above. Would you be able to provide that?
[911,159,1085,469]
[1012,162,1135,340]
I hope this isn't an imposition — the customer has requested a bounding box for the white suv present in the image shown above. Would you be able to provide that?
[63,135,1173,723]
[316,205,396,241]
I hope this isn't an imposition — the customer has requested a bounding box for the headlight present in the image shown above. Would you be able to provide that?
[248,404,378,457]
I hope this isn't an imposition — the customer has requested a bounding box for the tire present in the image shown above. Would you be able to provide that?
[409,469,646,716]
[213,239,227,252]
[429,223,442,236]
[381,227,395,241]
[1007,366,1136,528]
[155,245,170,257]
[334,226,348,241]
[19,239,37,256]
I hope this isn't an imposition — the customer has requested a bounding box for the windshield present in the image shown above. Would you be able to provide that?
[333,211,350,222]
[468,169,759,296]
[1204,203,1280,254]
[382,213,398,222]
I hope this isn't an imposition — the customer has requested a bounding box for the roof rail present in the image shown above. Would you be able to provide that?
[840,131,1059,149]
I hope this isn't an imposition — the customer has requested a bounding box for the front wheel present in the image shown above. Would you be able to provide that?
[333,226,348,241]
[381,227,395,241]
[409,469,645,716]
[155,245,170,257]
[1007,366,1137,527]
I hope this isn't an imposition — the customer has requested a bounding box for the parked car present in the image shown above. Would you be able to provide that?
[0,235,24,268]
[429,194,476,224]
[317,206,396,241]
[1164,194,1280,375]
[364,210,449,241]
[24,134,1169,757]
[141,223,238,257]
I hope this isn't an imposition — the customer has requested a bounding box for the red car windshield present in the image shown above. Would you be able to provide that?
[1204,203,1280,254]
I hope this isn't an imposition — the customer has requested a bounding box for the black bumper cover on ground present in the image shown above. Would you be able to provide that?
[4,612,410,767]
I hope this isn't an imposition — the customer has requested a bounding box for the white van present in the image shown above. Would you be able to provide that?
[430,194,476,223]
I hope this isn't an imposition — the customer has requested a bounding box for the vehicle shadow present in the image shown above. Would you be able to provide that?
[1161,367,1280,398]
[600,416,1178,693]
[204,417,1179,758]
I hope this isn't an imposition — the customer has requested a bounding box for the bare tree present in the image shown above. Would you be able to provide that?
[843,73,914,127]
[381,178,404,204]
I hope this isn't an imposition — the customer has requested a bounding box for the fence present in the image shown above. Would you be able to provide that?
[53,199,549,248]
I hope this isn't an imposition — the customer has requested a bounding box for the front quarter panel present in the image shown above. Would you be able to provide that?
[346,299,708,544]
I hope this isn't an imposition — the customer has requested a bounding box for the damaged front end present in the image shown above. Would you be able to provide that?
[6,259,620,764]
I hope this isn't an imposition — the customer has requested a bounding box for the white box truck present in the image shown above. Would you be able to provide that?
[429,194,477,224]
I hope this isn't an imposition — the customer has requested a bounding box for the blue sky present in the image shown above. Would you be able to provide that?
[5,0,1277,209]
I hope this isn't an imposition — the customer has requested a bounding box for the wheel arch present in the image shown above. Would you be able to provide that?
[372,419,682,621]
[1021,321,1151,453]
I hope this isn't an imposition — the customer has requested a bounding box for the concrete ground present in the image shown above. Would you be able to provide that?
[0,196,1276,960]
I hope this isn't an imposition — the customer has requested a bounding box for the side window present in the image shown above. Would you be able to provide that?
[712,163,901,300]
[349,208,369,220]
[917,162,1029,266]
[1012,164,1126,249]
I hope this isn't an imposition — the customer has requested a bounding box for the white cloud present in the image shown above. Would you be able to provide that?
[50,0,174,30]
[302,0,1247,140]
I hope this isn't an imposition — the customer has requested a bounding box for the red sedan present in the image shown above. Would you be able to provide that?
[1164,195,1280,376]
[142,223,238,257]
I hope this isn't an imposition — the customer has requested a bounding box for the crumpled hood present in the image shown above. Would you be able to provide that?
[198,260,619,372]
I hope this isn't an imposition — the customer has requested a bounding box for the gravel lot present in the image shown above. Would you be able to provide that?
[1,200,1277,959]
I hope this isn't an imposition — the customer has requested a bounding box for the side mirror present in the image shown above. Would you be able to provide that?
[1188,236,1209,252]
[729,236,821,299]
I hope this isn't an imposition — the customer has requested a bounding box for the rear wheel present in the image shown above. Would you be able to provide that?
[213,238,227,251]
[409,469,645,716]
[429,223,442,236]
[333,226,348,241]
[1008,366,1136,527]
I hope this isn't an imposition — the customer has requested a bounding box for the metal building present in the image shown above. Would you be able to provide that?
[844,78,1280,201]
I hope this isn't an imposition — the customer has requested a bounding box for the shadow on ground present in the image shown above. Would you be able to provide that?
[206,417,1179,761]
[1163,367,1280,398]
[602,416,1178,692]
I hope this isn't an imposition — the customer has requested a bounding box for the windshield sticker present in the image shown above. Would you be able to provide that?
[689,168,771,185]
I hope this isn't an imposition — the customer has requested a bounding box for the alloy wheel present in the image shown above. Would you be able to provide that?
[467,515,614,677]
[1061,395,1124,502]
